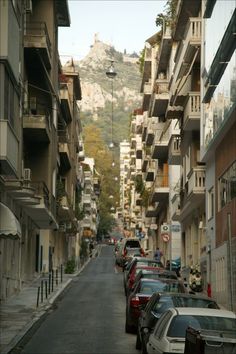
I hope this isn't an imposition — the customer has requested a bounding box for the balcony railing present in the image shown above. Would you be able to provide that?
[168,135,181,165]
[171,193,180,221]
[171,18,201,87]
[183,92,200,131]
[187,166,205,196]
[24,21,51,69]
[23,114,50,143]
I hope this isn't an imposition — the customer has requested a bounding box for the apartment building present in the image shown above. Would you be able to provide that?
[119,140,131,232]
[201,1,236,311]
[80,158,99,241]
[0,0,86,301]
[120,0,235,310]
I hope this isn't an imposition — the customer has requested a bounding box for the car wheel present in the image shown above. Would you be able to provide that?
[135,332,141,349]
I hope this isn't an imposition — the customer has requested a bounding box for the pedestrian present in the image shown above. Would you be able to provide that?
[154,247,163,262]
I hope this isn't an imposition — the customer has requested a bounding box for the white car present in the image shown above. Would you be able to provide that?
[146,307,236,354]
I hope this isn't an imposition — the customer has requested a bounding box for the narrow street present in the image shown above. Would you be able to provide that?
[18,245,138,354]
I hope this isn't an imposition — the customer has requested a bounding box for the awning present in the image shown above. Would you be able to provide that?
[0,202,21,238]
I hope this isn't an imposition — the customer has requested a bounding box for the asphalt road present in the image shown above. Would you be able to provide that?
[19,245,139,354]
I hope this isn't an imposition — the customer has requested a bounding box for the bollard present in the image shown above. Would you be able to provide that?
[56,269,58,286]
[36,286,40,307]
[41,280,44,303]
[52,269,54,292]
[60,264,63,283]
[48,273,51,294]
[45,280,48,299]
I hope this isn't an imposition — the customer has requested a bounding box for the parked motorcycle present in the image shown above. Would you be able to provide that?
[189,269,203,292]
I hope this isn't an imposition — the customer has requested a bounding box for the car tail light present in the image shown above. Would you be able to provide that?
[139,295,150,305]
[123,248,127,256]
[130,296,140,308]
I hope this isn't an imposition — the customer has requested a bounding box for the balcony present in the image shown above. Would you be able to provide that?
[156,26,172,76]
[142,47,152,82]
[146,118,158,145]
[151,127,169,160]
[172,18,201,84]
[144,159,156,182]
[0,120,19,176]
[146,204,158,218]
[23,114,50,143]
[58,130,71,171]
[24,22,51,69]
[58,193,74,221]
[183,92,200,131]
[179,166,205,221]
[188,166,205,200]
[168,135,181,165]
[173,1,201,41]
[60,83,73,124]
[166,105,183,120]
[82,194,92,207]
[151,78,169,117]
[8,183,41,206]
[24,181,58,229]
[171,193,181,221]
[142,81,152,111]
[142,155,148,172]
[136,143,143,159]
[150,173,169,204]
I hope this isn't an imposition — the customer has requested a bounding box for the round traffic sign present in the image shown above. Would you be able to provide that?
[162,233,170,242]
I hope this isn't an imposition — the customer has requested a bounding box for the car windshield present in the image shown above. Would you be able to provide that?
[125,241,140,248]
[152,297,219,315]
[167,315,236,338]
[140,281,177,294]
[173,297,219,309]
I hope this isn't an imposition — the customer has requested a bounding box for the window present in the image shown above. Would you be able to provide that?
[3,68,19,127]
[154,311,172,338]
[218,161,236,210]
[208,187,214,220]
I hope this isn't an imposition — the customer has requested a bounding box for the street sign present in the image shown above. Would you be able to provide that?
[162,233,170,242]
[161,224,170,233]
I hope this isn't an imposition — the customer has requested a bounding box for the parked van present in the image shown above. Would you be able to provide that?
[115,238,145,268]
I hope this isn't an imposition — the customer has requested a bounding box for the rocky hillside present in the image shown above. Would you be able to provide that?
[75,38,142,144]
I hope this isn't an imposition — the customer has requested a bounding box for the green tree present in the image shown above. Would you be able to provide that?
[83,124,119,236]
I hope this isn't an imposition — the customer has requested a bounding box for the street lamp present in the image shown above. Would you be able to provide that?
[106,61,117,154]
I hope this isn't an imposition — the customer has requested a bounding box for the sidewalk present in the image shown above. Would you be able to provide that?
[0,256,93,354]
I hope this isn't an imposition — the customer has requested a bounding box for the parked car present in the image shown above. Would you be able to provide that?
[125,278,186,333]
[123,258,164,295]
[126,266,176,297]
[166,258,181,277]
[146,307,236,354]
[136,293,220,353]
[115,238,145,267]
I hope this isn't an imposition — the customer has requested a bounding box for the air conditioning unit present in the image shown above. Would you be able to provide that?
[23,168,32,181]
[161,224,170,234]
[25,0,32,13]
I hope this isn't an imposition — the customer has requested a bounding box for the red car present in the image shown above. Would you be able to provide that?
[126,265,165,296]
[125,278,187,333]
[124,258,164,295]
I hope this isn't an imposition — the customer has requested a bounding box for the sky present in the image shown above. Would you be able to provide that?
[58,0,166,62]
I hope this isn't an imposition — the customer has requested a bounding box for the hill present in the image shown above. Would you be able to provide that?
[75,38,142,145]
